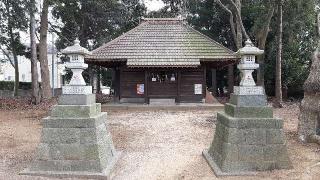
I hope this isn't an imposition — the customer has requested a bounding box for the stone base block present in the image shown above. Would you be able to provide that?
[21,104,119,179]
[51,103,101,118]
[234,86,264,95]
[230,94,267,107]
[203,149,257,176]
[62,85,92,95]
[225,103,273,118]
[203,112,292,176]
[20,151,121,180]
[58,94,96,105]
[42,113,107,129]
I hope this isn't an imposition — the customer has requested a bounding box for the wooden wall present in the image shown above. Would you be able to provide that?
[120,68,145,98]
[119,67,205,103]
[179,68,205,102]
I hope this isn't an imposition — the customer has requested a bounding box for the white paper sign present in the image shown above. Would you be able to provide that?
[194,84,202,95]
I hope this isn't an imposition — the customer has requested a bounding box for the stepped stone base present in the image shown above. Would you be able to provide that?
[149,98,176,105]
[21,94,119,179]
[203,89,292,176]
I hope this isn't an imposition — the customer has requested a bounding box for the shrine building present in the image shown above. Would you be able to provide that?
[85,18,239,104]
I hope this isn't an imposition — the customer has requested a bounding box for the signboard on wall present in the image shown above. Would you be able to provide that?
[194,84,202,95]
[137,84,144,95]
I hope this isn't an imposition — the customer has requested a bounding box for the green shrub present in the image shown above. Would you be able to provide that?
[0,81,14,90]
[0,81,32,90]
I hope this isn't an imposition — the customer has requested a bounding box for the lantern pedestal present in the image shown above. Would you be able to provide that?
[203,89,292,176]
[20,94,121,179]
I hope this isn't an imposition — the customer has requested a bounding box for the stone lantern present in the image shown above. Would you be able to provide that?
[232,40,265,97]
[21,39,119,179]
[203,39,291,176]
[61,39,92,94]
[237,39,264,87]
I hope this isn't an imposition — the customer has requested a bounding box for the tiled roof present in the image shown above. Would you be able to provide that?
[86,18,238,67]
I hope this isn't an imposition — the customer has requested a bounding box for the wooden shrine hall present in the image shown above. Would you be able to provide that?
[86,18,239,104]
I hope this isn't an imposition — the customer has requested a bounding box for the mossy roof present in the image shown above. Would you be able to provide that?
[86,18,238,67]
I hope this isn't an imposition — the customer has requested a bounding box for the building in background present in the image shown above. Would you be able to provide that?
[0,45,66,89]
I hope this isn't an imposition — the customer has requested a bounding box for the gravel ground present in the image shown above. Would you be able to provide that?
[0,103,319,180]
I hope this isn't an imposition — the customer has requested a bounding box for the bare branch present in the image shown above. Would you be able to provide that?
[48,21,72,44]
[256,4,275,48]
[215,0,237,47]
[227,0,250,40]
[0,46,15,68]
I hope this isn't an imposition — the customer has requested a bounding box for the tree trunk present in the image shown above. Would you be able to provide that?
[39,0,52,99]
[30,0,40,104]
[9,26,19,97]
[275,1,283,107]
[13,53,19,97]
[317,12,320,47]
[256,6,275,87]
[235,0,243,49]
[257,39,267,87]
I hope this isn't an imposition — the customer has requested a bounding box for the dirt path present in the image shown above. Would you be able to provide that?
[0,103,319,180]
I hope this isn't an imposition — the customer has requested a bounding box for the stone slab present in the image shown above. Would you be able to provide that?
[224,103,273,118]
[149,98,176,105]
[217,112,283,129]
[202,149,257,176]
[234,86,264,95]
[229,94,267,107]
[50,103,101,118]
[62,85,92,95]
[42,113,107,128]
[20,151,121,180]
[58,94,96,105]
[120,98,145,104]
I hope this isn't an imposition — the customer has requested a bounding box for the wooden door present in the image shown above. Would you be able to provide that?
[148,70,178,98]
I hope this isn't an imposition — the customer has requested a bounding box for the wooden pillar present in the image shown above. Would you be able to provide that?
[203,66,206,100]
[97,66,101,93]
[211,69,217,96]
[113,67,120,102]
[144,69,149,104]
[228,64,234,94]
[176,70,181,103]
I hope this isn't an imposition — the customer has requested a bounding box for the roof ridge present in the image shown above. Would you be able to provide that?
[141,17,185,21]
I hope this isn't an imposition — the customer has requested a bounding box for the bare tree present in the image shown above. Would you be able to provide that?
[215,0,249,49]
[29,0,40,104]
[39,0,52,99]
[215,0,275,88]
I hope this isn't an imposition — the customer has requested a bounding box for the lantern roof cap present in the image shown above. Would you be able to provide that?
[237,39,264,56]
[62,38,91,55]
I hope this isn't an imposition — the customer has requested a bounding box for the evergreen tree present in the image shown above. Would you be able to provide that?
[0,0,28,96]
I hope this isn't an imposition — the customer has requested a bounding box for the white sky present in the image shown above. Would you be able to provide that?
[144,0,165,11]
